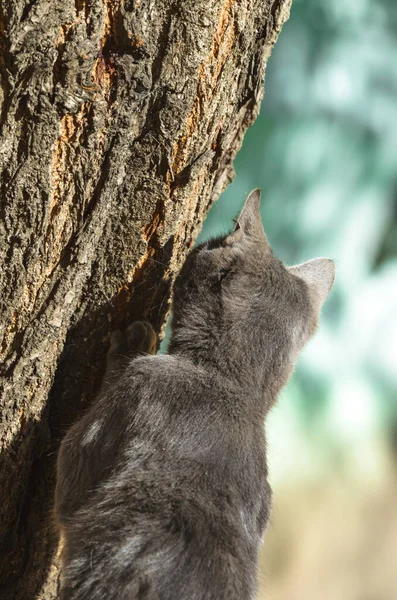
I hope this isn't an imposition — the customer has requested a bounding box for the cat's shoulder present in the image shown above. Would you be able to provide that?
[124,353,226,398]
[128,353,207,381]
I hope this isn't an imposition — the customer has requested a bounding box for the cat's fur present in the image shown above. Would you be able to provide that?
[55,189,335,600]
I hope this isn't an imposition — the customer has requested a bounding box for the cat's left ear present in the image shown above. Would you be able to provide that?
[289,258,335,308]
[227,189,268,245]
[235,189,266,238]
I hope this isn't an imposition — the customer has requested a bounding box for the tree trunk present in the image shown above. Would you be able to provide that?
[0,0,291,597]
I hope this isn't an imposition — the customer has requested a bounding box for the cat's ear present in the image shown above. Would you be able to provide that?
[227,189,268,247]
[289,258,335,308]
[235,189,266,238]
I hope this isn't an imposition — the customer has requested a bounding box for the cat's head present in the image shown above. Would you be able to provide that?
[171,190,335,382]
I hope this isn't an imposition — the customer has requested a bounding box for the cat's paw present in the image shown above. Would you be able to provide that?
[126,321,157,355]
[109,322,157,358]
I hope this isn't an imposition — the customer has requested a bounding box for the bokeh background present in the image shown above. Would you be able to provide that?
[194,0,397,598]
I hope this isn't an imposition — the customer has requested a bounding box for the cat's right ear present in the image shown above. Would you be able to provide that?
[289,258,335,309]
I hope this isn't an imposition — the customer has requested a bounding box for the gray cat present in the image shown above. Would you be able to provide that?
[55,189,335,600]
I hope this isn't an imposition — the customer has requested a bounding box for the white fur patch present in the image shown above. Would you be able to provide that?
[81,419,103,446]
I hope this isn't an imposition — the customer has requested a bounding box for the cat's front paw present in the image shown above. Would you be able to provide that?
[126,321,157,355]
[109,321,157,358]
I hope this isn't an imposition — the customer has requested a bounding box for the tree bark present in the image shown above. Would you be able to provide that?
[0,0,291,597]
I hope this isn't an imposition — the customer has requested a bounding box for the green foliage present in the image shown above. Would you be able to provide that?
[198,0,397,467]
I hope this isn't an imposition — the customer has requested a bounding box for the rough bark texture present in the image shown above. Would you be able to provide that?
[0,0,291,597]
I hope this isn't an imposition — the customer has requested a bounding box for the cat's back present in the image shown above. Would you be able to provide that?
[123,352,213,397]
[120,352,259,449]
[117,352,268,522]
[59,358,267,600]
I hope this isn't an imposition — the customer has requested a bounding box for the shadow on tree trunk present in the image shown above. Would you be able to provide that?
[1,247,173,599]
